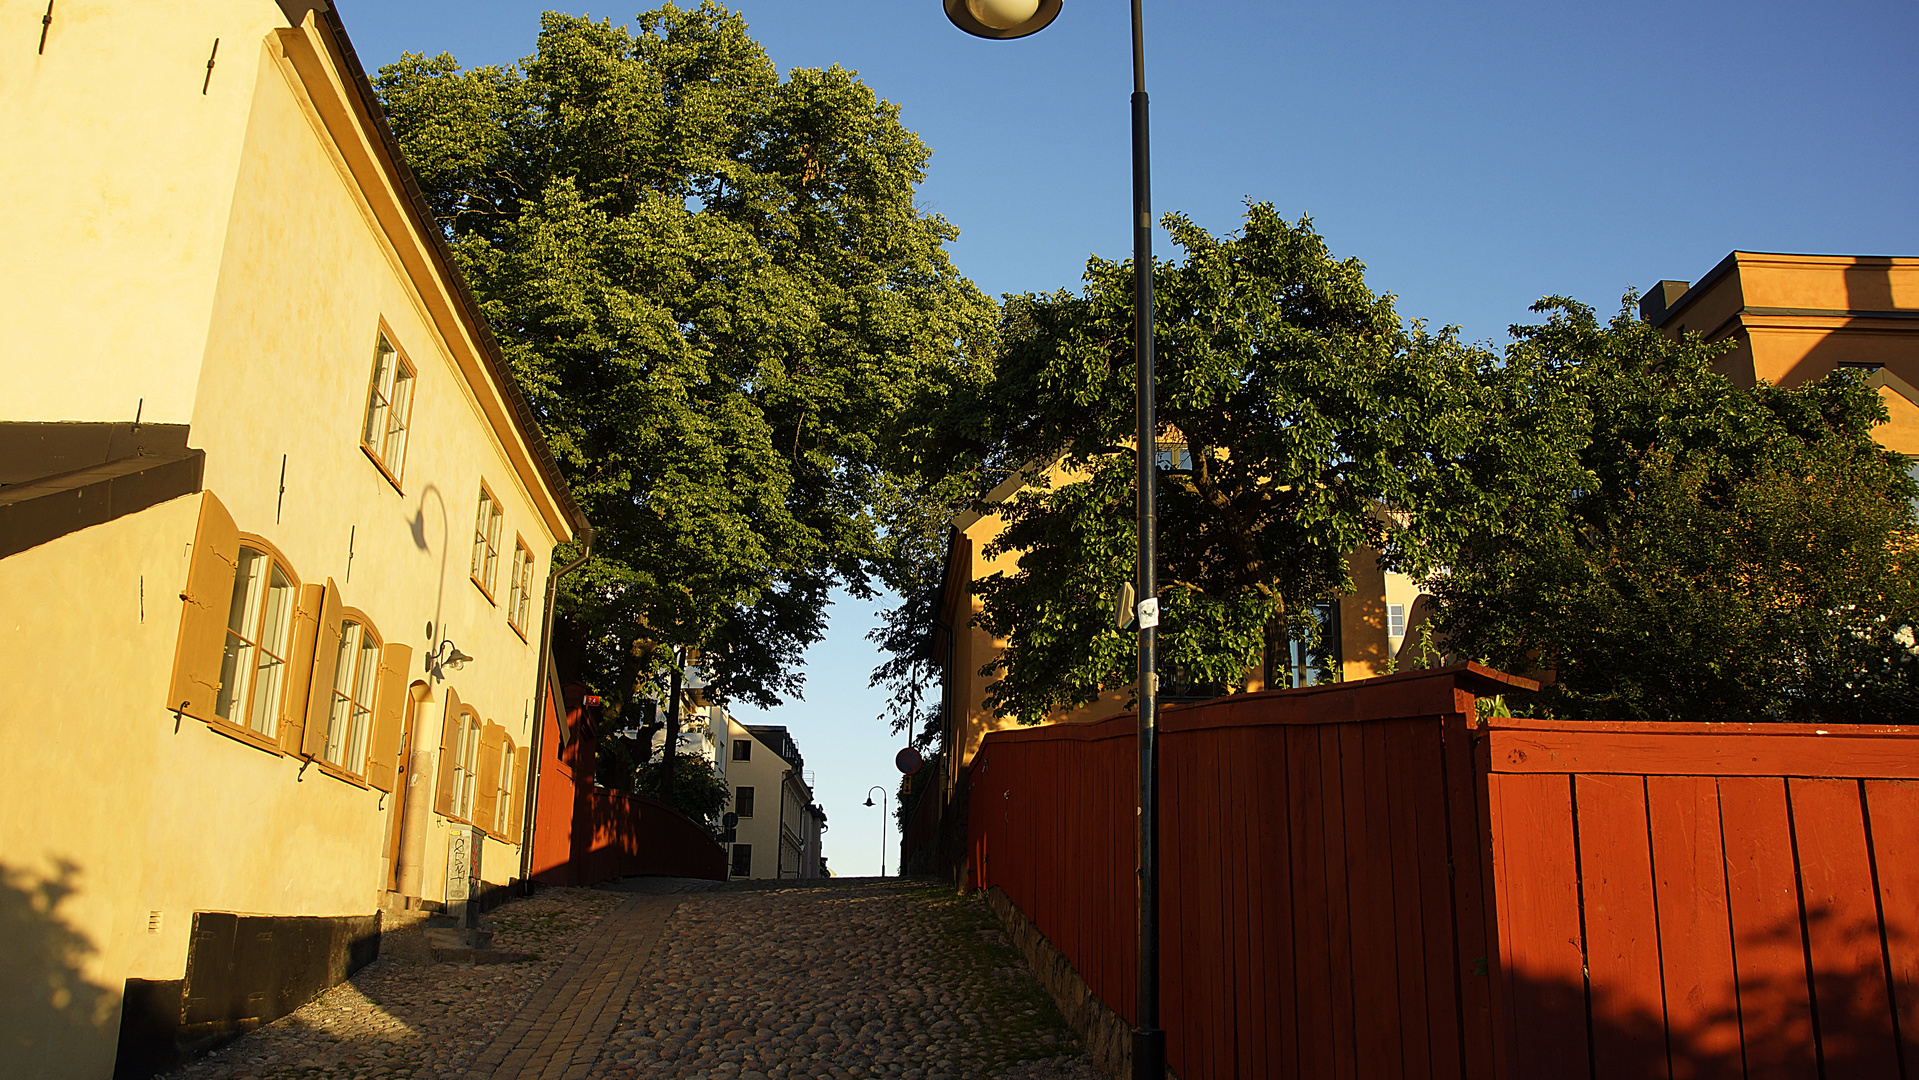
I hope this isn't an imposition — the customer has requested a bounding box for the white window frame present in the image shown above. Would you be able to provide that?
[215,544,297,738]
[325,616,382,774]
[360,330,415,487]
[471,485,503,599]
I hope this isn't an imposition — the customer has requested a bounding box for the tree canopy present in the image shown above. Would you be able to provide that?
[1432,299,1919,722]
[931,205,1558,721]
[376,3,994,731]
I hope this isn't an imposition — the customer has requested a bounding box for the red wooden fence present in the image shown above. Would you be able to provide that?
[1483,717,1919,1079]
[966,664,1919,1080]
[528,680,726,886]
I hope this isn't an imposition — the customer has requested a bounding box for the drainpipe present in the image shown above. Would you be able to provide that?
[518,525,595,891]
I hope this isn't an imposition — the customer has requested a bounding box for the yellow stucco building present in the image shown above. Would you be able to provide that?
[1641,250,1919,456]
[0,3,588,1077]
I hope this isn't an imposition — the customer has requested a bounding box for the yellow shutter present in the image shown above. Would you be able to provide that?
[508,745,531,844]
[301,579,344,761]
[166,491,240,722]
[364,642,413,792]
[475,722,506,836]
[278,583,324,754]
[434,690,462,817]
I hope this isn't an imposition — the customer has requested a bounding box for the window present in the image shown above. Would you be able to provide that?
[736,786,756,818]
[215,546,296,738]
[1284,603,1341,688]
[496,735,517,836]
[324,619,382,774]
[448,708,481,821]
[506,539,534,636]
[1154,443,1193,472]
[1387,603,1407,640]
[360,332,415,484]
[732,739,752,762]
[471,486,503,598]
[731,844,752,878]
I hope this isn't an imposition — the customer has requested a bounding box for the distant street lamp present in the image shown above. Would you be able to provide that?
[863,785,889,877]
[941,3,1166,1077]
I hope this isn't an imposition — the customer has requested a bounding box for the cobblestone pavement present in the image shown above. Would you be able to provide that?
[165,879,1103,1080]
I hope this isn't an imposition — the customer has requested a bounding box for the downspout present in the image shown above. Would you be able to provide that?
[519,525,595,892]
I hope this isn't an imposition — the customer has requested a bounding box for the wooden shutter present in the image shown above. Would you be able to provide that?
[278,583,324,754]
[509,745,531,844]
[166,491,240,722]
[300,579,343,761]
[475,722,505,837]
[433,690,462,817]
[363,642,413,791]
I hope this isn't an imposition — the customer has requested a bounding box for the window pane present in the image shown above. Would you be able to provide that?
[472,494,490,579]
[363,339,394,450]
[327,622,362,763]
[384,363,413,468]
[346,635,379,773]
[246,564,294,737]
[215,550,268,722]
[216,635,254,723]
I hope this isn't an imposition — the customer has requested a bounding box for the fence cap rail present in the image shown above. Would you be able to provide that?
[972,663,1535,758]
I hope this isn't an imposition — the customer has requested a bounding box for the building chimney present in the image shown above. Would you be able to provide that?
[1639,280,1691,326]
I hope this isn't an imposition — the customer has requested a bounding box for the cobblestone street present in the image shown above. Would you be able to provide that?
[165,880,1102,1080]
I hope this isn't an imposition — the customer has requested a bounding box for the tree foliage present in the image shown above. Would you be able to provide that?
[1432,299,1919,722]
[941,205,1557,721]
[375,4,993,720]
[632,751,733,829]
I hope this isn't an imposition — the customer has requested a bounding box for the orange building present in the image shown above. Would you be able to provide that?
[1640,251,1919,454]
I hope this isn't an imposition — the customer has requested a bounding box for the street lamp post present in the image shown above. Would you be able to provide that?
[862,786,890,876]
[941,3,1162,1077]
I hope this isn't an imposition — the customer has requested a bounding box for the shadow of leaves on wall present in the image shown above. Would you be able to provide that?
[1,859,118,1062]
[1515,905,1913,1078]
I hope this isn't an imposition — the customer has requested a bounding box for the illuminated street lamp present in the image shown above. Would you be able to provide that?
[941,3,1165,1077]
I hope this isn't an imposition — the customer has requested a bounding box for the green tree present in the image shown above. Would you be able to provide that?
[375,4,994,726]
[920,205,1557,722]
[632,752,733,828]
[1432,298,1919,722]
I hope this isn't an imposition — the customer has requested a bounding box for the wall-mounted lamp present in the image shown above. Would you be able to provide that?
[424,622,475,681]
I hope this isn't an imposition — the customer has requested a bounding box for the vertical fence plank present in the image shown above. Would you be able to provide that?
[1204,725,1234,1080]
[1863,779,1919,1078]
[1575,774,1672,1080]
[1322,723,1359,1080]
[1487,770,1591,1078]
[1384,719,1436,1080]
[1719,775,1819,1080]
[1263,721,1301,1080]
[1788,778,1901,1080]
[1225,725,1264,1080]
[1409,717,1465,1080]
[1164,725,1198,1080]
[1645,775,1743,1080]
[1351,721,1407,1079]
[1445,713,1502,1080]
[1290,724,1336,1078]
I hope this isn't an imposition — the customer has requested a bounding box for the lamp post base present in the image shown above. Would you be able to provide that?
[1132,1026,1165,1079]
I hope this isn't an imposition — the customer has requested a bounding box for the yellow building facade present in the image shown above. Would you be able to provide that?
[1642,250,1919,456]
[0,3,586,1077]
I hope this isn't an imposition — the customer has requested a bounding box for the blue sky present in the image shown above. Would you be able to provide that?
[339,0,1919,875]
